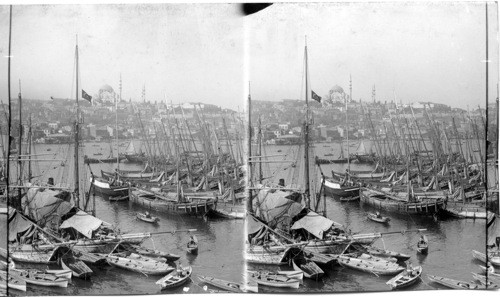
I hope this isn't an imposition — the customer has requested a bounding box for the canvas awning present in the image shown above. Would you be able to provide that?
[22,188,73,227]
[60,210,103,239]
[291,211,342,239]
[253,188,304,229]
[247,214,267,235]
[8,210,35,242]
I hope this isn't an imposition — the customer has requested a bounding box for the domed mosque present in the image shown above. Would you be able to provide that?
[97,84,117,104]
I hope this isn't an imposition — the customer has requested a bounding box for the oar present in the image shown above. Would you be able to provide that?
[150,229,197,235]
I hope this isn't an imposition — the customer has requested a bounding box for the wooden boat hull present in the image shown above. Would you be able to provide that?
[106,255,174,275]
[360,189,445,215]
[386,266,422,290]
[0,271,27,292]
[338,256,404,276]
[292,259,324,279]
[428,275,478,289]
[4,246,62,264]
[137,213,159,223]
[10,269,69,288]
[91,178,129,197]
[61,259,93,279]
[366,246,411,261]
[248,271,300,289]
[132,246,180,262]
[156,266,192,290]
[197,275,243,293]
[130,189,215,215]
[323,178,360,198]
[367,213,390,223]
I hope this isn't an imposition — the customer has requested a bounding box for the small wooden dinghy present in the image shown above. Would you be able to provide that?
[128,253,167,263]
[247,270,300,289]
[386,265,422,290]
[358,253,398,263]
[187,235,198,255]
[340,196,360,202]
[37,268,72,280]
[367,212,390,223]
[247,270,303,280]
[337,256,405,276]
[109,195,129,202]
[10,268,69,288]
[106,255,174,275]
[479,265,495,274]
[0,271,27,292]
[366,246,411,261]
[198,275,244,293]
[472,272,500,286]
[416,235,429,254]
[427,274,479,289]
[132,246,180,262]
[292,258,324,279]
[156,265,192,290]
[61,258,93,279]
[137,212,160,223]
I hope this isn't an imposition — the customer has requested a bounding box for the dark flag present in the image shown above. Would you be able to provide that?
[311,90,322,103]
[82,90,92,102]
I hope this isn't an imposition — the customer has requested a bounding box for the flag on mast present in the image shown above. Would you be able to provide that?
[82,90,92,102]
[311,90,322,103]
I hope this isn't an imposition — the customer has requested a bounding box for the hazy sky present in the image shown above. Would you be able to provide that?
[0,2,499,110]
[0,3,244,109]
[247,2,499,109]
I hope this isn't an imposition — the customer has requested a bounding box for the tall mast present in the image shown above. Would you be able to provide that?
[246,82,253,213]
[17,80,22,200]
[115,75,120,170]
[346,75,351,173]
[303,39,311,209]
[74,36,80,208]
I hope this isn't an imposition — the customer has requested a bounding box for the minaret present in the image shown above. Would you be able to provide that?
[372,85,376,103]
[349,74,352,102]
[119,73,122,102]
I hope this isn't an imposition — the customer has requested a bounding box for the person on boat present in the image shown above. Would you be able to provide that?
[188,235,196,247]
[145,211,151,218]
[375,211,382,218]
[418,235,426,245]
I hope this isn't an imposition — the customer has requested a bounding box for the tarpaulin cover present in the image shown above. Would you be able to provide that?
[8,211,34,241]
[22,188,73,227]
[247,214,267,235]
[291,211,341,239]
[253,189,304,229]
[60,210,103,239]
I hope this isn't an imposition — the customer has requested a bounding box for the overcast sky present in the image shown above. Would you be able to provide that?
[248,2,498,109]
[0,2,498,110]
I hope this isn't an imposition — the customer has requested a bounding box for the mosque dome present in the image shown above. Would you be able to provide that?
[99,84,114,93]
[329,85,345,94]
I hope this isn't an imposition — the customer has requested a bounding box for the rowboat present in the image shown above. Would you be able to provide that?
[198,275,244,293]
[247,270,300,289]
[472,272,500,286]
[187,236,198,254]
[479,265,495,274]
[365,246,411,261]
[337,256,405,276]
[306,252,337,265]
[471,249,500,266]
[0,271,27,291]
[41,269,73,280]
[61,258,93,279]
[137,212,160,223]
[156,266,192,290]
[417,235,429,254]
[131,246,180,262]
[357,253,398,264]
[427,274,479,289]
[386,265,422,290]
[128,253,167,263]
[106,255,175,275]
[10,268,69,288]
[367,213,390,224]
[292,258,324,279]
[247,270,303,280]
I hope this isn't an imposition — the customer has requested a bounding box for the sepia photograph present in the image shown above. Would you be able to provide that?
[0,0,499,296]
